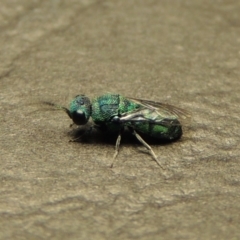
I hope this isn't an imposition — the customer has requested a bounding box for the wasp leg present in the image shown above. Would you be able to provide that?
[69,136,82,142]
[69,122,77,128]
[110,131,123,168]
[131,129,164,169]
[69,126,93,142]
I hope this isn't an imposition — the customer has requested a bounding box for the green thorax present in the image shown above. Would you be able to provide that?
[91,93,141,125]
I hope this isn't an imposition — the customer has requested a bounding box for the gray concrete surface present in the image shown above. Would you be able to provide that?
[1,0,240,239]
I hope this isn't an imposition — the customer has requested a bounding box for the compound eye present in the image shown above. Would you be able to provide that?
[72,110,87,125]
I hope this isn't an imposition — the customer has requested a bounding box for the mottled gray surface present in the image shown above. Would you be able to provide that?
[1,0,240,239]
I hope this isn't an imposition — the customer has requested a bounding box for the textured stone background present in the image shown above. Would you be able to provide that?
[1,0,240,239]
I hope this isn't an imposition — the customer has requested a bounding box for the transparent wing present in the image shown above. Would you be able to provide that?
[129,97,191,119]
[117,97,191,127]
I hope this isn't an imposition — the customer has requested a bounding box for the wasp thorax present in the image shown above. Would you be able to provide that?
[69,95,91,125]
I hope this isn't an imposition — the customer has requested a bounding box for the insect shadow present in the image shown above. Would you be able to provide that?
[68,124,180,146]
[67,125,182,168]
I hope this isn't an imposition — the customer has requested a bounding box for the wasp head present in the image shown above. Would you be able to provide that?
[69,95,91,125]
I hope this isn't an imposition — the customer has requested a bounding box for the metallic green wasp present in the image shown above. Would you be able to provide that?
[44,93,189,168]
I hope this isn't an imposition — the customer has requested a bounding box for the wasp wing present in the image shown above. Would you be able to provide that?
[129,97,191,119]
[130,98,191,119]
[118,109,181,127]
[117,97,191,127]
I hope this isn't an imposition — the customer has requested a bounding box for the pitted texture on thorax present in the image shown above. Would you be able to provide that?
[91,94,140,125]
[91,94,119,124]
